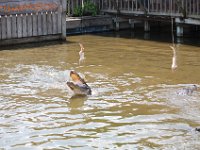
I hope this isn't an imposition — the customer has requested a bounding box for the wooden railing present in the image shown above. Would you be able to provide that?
[67,0,83,16]
[99,0,200,18]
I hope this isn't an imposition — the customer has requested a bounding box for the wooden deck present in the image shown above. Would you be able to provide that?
[66,0,200,25]
[99,0,200,19]
[66,0,200,37]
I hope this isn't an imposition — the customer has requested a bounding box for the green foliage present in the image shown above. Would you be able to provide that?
[83,0,98,16]
[73,6,83,17]
[72,0,98,17]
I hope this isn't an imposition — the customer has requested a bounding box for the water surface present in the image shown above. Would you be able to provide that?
[0,31,200,149]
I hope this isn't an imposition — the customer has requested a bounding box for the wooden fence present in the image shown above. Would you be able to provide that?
[99,0,200,18]
[0,0,66,46]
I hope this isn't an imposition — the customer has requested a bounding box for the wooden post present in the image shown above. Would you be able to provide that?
[47,12,53,35]
[12,15,17,38]
[132,0,134,11]
[144,21,150,32]
[176,24,183,37]
[136,0,138,11]
[114,17,120,31]
[129,19,134,30]
[128,0,130,11]
[61,0,66,40]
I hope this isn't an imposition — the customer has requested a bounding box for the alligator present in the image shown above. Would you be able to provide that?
[67,71,92,96]
[177,85,198,96]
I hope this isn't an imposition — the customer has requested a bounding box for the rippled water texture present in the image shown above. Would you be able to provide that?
[0,31,200,149]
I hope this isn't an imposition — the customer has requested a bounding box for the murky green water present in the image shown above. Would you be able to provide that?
[0,31,200,149]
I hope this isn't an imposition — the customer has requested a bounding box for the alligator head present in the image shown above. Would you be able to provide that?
[67,71,92,96]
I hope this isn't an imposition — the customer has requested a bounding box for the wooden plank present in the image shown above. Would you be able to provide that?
[17,14,23,38]
[71,0,74,13]
[0,17,2,40]
[52,12,58,34]
[185,0,188,14]
[136,0,138,11]
[128,0,129,11]
[100,0,102,10]
[42,12,47,35]
[132,0,134,11]
[67,0,71,16]
[6,15,12,39]
[32,13,37,36]
[170,0,172,13]
[11,15,17,38]
[191,0,194,14]
[1,16,7,39]
[22,14,28,37]
[160,0,162,12]
[61,0,66,39]
[0,35,61,46]
[27,14,33,37]
[149,0,152,12]
[57,11,62,33]
[193,0,197,15]
[156,0,158,12]
[47,12,53,34]
[37,12,42,36]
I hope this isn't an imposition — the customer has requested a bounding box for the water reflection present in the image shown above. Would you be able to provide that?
[0,31,200,149]
[144,32,150,40]
[79,43,85,64]
[68,96,87,112]
[170,45,178,71]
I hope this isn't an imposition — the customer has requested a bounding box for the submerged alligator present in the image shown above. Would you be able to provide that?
[177,85,198,96]
[196,128,200,132]
[67,71,92,96]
